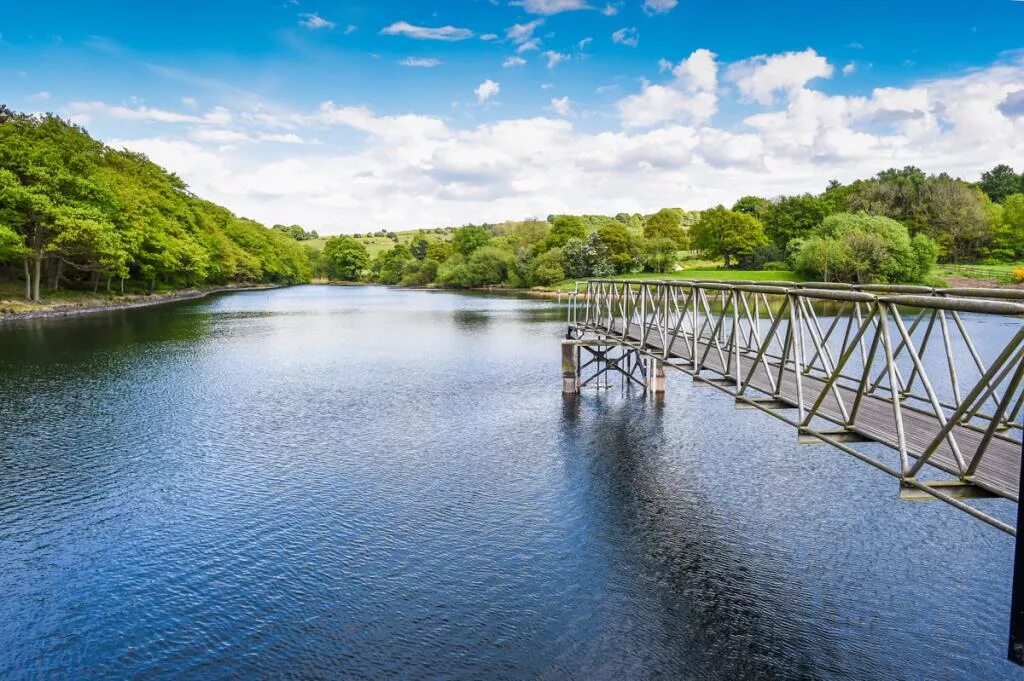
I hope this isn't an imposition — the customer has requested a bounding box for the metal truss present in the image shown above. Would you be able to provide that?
[569,279,1024,533]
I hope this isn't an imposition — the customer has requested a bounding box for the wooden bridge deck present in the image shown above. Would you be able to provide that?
[600,320,1022,502]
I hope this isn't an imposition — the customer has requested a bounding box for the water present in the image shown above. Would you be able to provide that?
[0,285,1020,679]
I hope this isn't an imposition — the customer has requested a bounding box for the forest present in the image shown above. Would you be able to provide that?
[0,108,314,303]
[3,108,1024,303]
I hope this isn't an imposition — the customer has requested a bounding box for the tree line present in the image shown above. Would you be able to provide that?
[5,108,1023,297]
[0,108,313,302]
[321,163,1024,287]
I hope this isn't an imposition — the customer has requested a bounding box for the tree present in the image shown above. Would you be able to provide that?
[529,247,565,285]
[542,215,588,249]
[372,244,413,285]
[596,222,639,273]
[409,234,430,260]
[0,223,29,300]
[794,213,937,283]
[452,225,491,256]
[690,206,769,268]
[980,164,1022,204]
[562,232,614,278]
[760,194,830,248]
[643,208,688,247]
[323,235,369,280]
[732,195,771,218]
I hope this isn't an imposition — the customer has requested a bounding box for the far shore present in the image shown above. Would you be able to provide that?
[0,284,282,322]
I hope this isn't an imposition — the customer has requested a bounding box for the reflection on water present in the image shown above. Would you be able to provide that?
[0,285,1019,679]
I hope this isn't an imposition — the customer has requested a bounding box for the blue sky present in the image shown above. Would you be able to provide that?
[1,0,1023,231]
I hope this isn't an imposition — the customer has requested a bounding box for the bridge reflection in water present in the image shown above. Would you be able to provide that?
[563,278,1024,665]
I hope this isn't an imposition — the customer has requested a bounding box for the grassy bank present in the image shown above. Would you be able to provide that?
[0,282,278,319]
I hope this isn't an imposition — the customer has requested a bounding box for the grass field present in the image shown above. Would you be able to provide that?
[307,229,453,258]
[935,263,1021,284]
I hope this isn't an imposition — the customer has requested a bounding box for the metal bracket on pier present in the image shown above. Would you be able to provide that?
[561,338,660,394]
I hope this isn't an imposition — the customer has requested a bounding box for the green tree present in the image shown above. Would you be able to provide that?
[451,225,491,256]
[643,208,688,247]
[760,195,830,248]
[596,221,639,273]
[795,213,937,283]
[980,164,1022,203]
[542,215,588,250]
[372,244,413,285]
[690,206,769,268]
[529,247,565,285]
[409,234,430,260]
[732,196,771,218]
[323,235,370,280]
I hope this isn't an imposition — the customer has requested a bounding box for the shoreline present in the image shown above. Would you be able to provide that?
[0,284,282,322]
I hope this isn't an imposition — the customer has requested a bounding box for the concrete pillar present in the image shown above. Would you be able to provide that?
[562,341,579,394]
[651,358,666,394]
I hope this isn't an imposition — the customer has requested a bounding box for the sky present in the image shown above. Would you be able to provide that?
[1,0,1023,234]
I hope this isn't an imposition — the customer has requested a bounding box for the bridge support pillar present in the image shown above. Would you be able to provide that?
[651,359,666,394]
[1009,439,1024,665]
[562,340,579,394]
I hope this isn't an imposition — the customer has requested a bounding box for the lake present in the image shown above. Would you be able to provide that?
[0,285,1019,679]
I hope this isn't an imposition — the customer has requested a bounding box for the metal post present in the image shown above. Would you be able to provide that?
[1010,440,1024,665]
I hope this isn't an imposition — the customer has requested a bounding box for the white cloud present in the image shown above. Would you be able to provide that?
[480,33,499,41]
[726,48,834,105]
[299,13,335,29]
[517,39,541,53]
[503,56,527,68]
[399,57,442,67]
[190,128,251,144]
[642,0,678,14]
[510,0,590,14]
[29,91,51,100]
[611,27,638,48]
[617,49,718,127]
[87,54,1024,235]
[344,25,358,35]
[842,62,856,76]
[542,50,569,69]
[506,19,543,45]
[578,37,593,49]
[551,96,572,116]
[181,97,198,107]
[475,79,501,103]
[380,22,474,41]
[601,3,621,16]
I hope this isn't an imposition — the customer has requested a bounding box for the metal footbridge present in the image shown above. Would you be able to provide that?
[562,278,1024,665]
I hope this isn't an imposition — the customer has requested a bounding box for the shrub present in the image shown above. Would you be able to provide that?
[1013,267,1024,284]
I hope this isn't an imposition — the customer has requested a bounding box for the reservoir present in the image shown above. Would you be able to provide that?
[0,285,1019,679]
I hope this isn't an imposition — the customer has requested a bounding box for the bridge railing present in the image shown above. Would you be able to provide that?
[568,279,1024,533]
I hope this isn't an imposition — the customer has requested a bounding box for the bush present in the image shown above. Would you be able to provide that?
[795,213,937,283]
[1013,267,1024,284]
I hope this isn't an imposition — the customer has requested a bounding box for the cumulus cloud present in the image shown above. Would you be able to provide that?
[617,49,718,127]
[399,57,442,67]
[517,39,541,53]
[503,56,527,68]
[611,27,638,48]
[551,96,572,116]
[380,22,474,41]
[601,3,621,16]
[726,48,834,105]
[475,79,501,103]
[84,53,1024,233]
[510,0,590,14]
[842,62,856,76]
[299,13,335,29]
[643,0,678,14]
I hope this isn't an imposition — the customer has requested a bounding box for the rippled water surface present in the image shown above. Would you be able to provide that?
[0,285,1021,679]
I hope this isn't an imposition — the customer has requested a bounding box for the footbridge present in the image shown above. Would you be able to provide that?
[563,278,1024,665]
